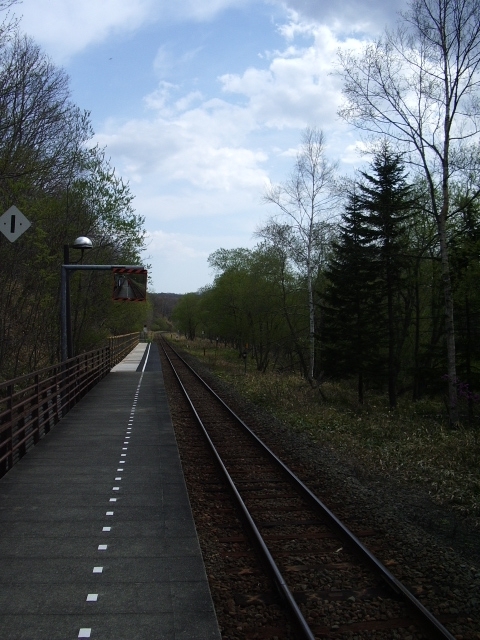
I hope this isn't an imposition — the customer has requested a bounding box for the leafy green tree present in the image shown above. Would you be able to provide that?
[0,30,147,378]
[254,224,312,378]
[204,249,252,346]
[205,247,294,372]
[172,293,202,340]
[0,34,91,195]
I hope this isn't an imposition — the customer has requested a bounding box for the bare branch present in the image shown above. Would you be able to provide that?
[261,127,338,382]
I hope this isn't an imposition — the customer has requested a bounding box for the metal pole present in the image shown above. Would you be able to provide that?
[61,264,68,363]
[63,245,73,359]
[60,263,145,363]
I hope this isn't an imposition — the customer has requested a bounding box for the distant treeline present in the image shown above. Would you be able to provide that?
[149,293,181,331]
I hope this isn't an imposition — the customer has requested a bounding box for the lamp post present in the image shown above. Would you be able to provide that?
[60,237,146,363]
[61,237,93,362]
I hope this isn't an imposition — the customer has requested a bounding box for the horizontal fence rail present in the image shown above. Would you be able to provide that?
[0,332,139,479]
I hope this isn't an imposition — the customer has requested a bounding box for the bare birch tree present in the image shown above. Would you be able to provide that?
[260,127,337,385]
[338,0,480,425]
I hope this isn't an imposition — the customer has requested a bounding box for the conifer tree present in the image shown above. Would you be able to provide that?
[323,183,380,403]
[357,142,415,408]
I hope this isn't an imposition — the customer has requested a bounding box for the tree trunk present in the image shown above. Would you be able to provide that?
[438,215,458,426]
[465,295,473,426]
[387,286,397,409]
[279,264,309,380]
[413,274,421,401]
[307,268,315,384]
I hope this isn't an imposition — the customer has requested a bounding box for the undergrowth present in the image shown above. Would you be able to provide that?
[171,337,480,526]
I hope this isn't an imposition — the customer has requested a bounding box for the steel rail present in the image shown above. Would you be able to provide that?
[162,342,316,640]
[161,339,457,640]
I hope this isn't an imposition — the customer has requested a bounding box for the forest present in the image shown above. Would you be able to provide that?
[172,137,480,426]
[0,5,148,381]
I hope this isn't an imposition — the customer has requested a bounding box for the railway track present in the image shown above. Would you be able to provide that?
[159,338,458,640]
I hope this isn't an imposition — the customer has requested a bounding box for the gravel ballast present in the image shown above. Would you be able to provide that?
[160,344,480,639]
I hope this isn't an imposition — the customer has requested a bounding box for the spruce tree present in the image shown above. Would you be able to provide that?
[323,184,380,403]
[357,142,415,409]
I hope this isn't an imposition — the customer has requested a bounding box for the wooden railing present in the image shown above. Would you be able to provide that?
[0,332,139,479]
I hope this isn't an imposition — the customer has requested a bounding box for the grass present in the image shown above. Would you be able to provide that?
[170,336,480,526]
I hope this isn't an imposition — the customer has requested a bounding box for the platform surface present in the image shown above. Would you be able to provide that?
[0,343,221,640]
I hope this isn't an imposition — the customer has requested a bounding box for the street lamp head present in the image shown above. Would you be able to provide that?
[72,236,93,250]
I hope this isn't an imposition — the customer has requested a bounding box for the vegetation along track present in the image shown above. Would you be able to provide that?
[159,337,459,640]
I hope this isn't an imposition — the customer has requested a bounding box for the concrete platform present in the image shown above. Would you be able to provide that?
[111,343,149,372]
[0,343,221,640]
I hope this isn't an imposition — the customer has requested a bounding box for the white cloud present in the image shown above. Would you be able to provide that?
[220,21,349,132]
[17,0,255,61]
[146,230,208,259]
[276,10,318,41]
[143,82,179,112]
[18,0,153,61]
[94,14,366,228]
[96,92,268,193]
[278,145,301,158]
[162,0,253,21]
[175,91,204,112]
[340,140,370,165]
[16,0,403,64]
[277,0,408,34]
[143,229,210,293]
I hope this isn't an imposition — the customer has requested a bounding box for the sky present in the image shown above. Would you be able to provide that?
[15,0,407,293]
